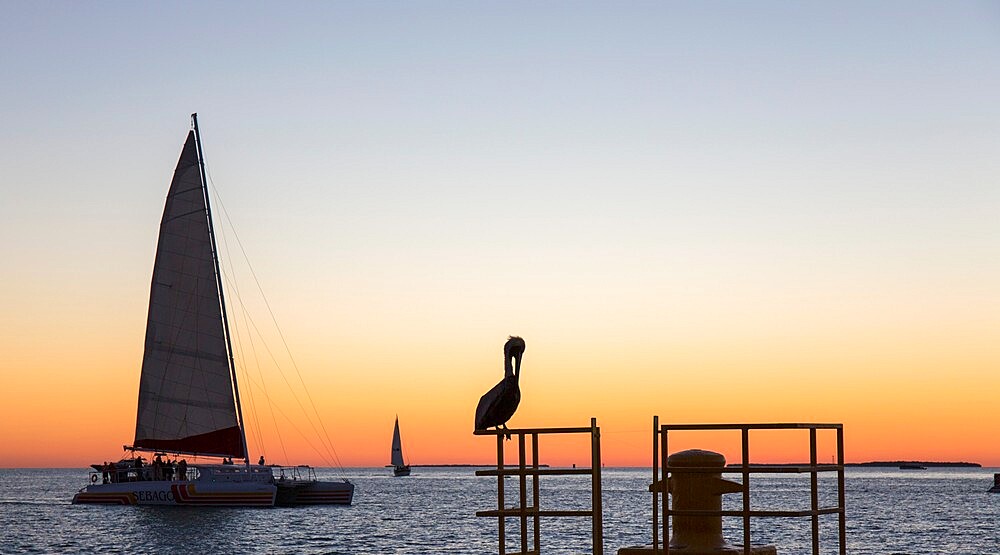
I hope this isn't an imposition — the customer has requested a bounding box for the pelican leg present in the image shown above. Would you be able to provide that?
[501,424,512,441]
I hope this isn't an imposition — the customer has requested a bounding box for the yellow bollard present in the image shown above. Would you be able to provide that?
[618,449,776,555]
[667,449,744,550]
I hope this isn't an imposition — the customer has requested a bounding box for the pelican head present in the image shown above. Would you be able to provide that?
[504,336,526,378]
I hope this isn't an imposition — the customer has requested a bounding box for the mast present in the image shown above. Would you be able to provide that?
[191,112,251,466]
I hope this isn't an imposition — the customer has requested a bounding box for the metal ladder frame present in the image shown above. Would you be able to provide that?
[651,417,847,555]
[476,417,604,555]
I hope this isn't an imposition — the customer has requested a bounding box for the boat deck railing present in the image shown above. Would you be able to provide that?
[475,418,603,555]
[87,462,276,484]
[651,418,846,555]
[199,464,273,482]
[87,465,195,484]
[273,465,317,483]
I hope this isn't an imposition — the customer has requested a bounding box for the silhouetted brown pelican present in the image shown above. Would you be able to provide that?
[475,336,526,438]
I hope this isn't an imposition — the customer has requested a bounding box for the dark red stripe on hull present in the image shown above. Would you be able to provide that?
[178,499,273,503]
[171,483,274,506]
[292,493,352,504]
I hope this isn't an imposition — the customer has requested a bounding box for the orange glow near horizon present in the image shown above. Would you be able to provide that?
[2,312,998,468]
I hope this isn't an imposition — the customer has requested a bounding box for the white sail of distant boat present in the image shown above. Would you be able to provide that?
[72,114,354,506]
[391,416,411,476]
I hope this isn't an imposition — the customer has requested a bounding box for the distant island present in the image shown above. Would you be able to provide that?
[720,461,982,469]
[384,462,981,469]
[846,461,981,468]
[383,464,550,468]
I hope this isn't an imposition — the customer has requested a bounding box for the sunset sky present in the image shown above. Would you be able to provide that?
[1,2,998,468]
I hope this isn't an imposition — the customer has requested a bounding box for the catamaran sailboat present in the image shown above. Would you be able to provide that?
[391,417,411,476]
[73,115,354,507]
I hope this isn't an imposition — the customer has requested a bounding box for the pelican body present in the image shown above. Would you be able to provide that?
[475,336,526,436]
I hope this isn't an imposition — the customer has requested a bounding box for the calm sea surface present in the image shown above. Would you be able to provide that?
[1,467,998,554]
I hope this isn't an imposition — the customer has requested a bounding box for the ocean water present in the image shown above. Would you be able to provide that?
[1,467,998,554]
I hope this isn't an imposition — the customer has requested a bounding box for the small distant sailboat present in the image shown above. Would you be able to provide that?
[391,417,411,477]
[72,115,354,506]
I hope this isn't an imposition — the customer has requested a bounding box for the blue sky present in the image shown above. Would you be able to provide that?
[4,2,996,251]
[3,0,997,328]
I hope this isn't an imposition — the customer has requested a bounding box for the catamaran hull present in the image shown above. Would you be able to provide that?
[72,481,276,507]
[275,480,354,506]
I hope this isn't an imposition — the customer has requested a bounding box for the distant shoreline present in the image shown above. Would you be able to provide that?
[5,462,990,470]
[719,461,982,469]
[390,461,983,469]
[384,464,551,468]
[845,461,981,468]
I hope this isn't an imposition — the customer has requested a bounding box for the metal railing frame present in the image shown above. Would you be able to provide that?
[652,418,846,555]
[475,418,604,555]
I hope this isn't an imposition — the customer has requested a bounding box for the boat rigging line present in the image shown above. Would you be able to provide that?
[204,167,347,475]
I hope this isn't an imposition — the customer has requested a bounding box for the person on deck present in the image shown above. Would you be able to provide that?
[178,459,188,481]
[258,456,265,466]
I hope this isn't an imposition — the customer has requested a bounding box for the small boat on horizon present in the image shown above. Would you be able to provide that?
[73,115,354,507]
[391,416,411,477]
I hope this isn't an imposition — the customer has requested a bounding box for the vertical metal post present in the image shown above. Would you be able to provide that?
[837,426,846,555]
[519,433,528,554]
[742,427,751,555]
[661,425,669,555]
[532,432,540,554]
[652,415,659,552]
[591,417,604,555]
[497,432,505,555]
[810,428,819,555]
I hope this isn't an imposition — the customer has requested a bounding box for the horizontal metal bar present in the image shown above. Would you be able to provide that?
[474,426,594,435]
[477,506,538,517]
[659,423,842,431]
[475,468,593,477]
[665,507,843,518]
[477,508,594,518]
[658,464,841,474]
[722,464,842,473]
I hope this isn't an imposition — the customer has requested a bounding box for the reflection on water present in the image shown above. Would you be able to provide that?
[1,467,998,554]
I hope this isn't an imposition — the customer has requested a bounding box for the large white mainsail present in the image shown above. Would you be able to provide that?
[132,130,243,458]
[391,417,405,468]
